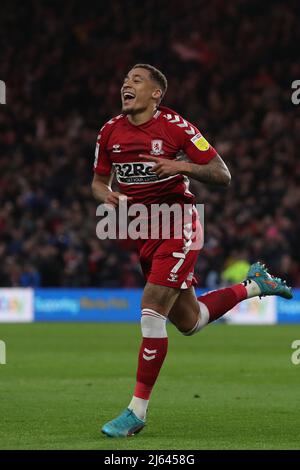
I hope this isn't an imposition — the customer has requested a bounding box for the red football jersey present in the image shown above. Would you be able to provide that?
[94,105,217,205]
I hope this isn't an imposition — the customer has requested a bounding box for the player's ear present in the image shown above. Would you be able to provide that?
[152,88,162,101]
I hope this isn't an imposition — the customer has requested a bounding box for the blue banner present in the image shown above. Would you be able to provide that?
[277,290,300,323]
[34,289,143,322]
[33,288,300,323]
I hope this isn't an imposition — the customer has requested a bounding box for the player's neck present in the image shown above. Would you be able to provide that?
[127,107,157,126]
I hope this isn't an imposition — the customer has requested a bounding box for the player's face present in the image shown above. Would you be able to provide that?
[121,68,161,115]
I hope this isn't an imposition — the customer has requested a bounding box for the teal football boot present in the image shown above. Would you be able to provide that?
[101,409,145,437]
[245,262,293,299]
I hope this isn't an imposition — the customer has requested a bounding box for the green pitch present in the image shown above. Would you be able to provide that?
[0,323,299,450]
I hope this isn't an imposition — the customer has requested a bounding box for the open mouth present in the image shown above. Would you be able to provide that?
[123,91,136,104]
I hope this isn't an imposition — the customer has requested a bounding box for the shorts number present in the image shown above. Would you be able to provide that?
[171,252,185,273]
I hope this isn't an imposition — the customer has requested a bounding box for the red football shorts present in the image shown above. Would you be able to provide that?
[136,207,202,289]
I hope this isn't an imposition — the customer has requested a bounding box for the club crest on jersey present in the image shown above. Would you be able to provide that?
[150,139,164,155]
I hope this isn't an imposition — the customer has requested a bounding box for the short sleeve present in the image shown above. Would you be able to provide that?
[181,124,217,164]
[174,117,217,165]
[93,125,112,176]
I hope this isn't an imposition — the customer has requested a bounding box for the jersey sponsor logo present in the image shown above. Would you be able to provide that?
[150,139,164,155]
[114,162,158,184]
[191,133,210,151]
[113,162,177,185]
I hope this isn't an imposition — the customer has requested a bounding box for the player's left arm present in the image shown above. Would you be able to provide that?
[140,120,231,186]
[138,153,231,187]
[179,153,231,186]
[179,122,231,186]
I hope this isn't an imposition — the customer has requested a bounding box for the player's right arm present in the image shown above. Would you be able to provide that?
[91,124,131,207]
[91,173,122,206]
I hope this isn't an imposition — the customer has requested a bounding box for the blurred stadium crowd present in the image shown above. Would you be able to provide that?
[0,0,300,288]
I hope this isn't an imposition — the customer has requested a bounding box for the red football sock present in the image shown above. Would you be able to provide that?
[198,284,247,323]
[134,337,168,400]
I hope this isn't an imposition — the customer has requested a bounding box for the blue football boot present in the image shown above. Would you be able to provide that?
[101,409,145,437]
[245,262,293,299]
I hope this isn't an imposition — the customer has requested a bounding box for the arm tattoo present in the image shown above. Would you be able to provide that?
[182,154,231,186]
